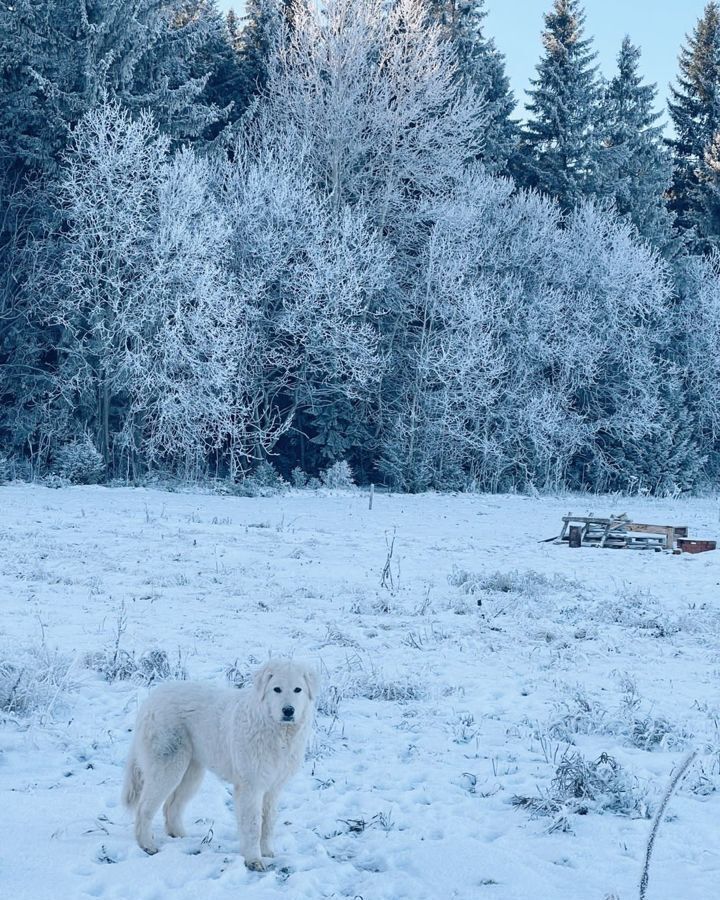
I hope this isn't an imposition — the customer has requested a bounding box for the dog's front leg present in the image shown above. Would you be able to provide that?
[234,785,265,871]
[261,789,279,858]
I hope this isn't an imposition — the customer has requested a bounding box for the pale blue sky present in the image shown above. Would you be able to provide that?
[216,0,708,124]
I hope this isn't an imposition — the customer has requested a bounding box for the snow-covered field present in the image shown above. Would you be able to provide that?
[2,484,720,900]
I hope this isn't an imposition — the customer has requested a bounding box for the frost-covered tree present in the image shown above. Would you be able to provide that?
[676,253,720,477]
[0,171,52,468]
[426,0,519,175]
[471,188,585,490]
[0,0,60,176]
[520,0,609,209]
[253,0,485,476]
[221,143,388,472]
[0,0,67,451]
[186,3,248,142]
[602,37,676,255]
[532,202,692,493]
[376,170,685,493]
[668,1,720,252]
[0,0,233,463]
[259,0,483,228]
[46,103,263,477]
[48,104,171,466]
[227,7,241,44]
[122,147,263,479]
[0,0,225,163]
[696,132,720,246]
[379,172,515,490]
[235,0,298,110]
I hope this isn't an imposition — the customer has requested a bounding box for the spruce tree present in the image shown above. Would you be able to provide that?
[0,0,71,460]
[86,0,227,143]
[602,37,676,254]
[426,0,519,175]
[0,0,72,177]
[227,8,242,48]
[695,131,720,250]
[520,0,607,209]
[186,5,246,142]
[0,0,226,174]
[235,0,297,110]
[668,2,720,252]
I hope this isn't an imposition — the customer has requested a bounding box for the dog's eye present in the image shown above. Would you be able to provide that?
[273,686,282,694]
[294,687,302,693]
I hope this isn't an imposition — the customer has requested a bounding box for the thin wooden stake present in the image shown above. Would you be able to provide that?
[369,483,374,510]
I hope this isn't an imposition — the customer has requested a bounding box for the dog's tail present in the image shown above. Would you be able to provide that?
[121,747,143,809]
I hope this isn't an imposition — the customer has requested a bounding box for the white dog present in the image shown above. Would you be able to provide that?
[121,659,318,870]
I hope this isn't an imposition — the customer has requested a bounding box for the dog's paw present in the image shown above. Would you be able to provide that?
[245,858,266,872]
[166,828,186,839]
[260,847,275,859]
[142,844,159,856]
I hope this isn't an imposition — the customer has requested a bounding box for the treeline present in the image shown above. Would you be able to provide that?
[2,0,720,493]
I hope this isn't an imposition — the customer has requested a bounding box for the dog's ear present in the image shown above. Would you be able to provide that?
[303,666,320,702]
[253,662,274,700]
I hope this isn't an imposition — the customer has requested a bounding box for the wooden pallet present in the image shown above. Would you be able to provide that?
[558,515,687,551]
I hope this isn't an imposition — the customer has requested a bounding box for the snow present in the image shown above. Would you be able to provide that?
[1,483,720,900]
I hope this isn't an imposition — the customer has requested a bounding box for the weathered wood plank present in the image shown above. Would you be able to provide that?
[561,515,629,525]
[626,523,688,550]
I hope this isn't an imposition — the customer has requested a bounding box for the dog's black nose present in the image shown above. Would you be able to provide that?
[282,706,295,718]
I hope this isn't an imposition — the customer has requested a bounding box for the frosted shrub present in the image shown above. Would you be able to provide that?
[449,567,577,598]
[545,679,691,752]
[321,624,359,647]
[0,454,11,483]
[552,751,648,816]
[53,435,105,484]
[235,461,287,497]
[137,649,186,684]
[630,716,690,751]
[43,474,70,489]
[0,646,72,717]
[348,667,427,703]
[225,659,252,689]
[291,466,308,488]
[320,460,355,489]
[687,756,720,796]
[316,684,343,717]
[548,690,609,742]
[601,587,680,637]
[513,750,649,825]
[85,647,186,685]
[451,711,479,744]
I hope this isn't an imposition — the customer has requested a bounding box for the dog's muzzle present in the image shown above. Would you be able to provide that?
[281,705,295,723]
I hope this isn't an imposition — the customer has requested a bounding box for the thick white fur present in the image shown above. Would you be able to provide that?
[121,659,319,870]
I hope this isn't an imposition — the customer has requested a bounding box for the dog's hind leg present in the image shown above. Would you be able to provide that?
[134,749,191,854]
[163,760,204,839]
[234,785,265,871]
[260,789,279,858]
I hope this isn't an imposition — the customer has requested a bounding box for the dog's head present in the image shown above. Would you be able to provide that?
[253,659,319,726]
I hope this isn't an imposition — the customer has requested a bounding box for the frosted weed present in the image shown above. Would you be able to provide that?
[0,644,72,718]
[512,749,650,828]
[84,602,187,684]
